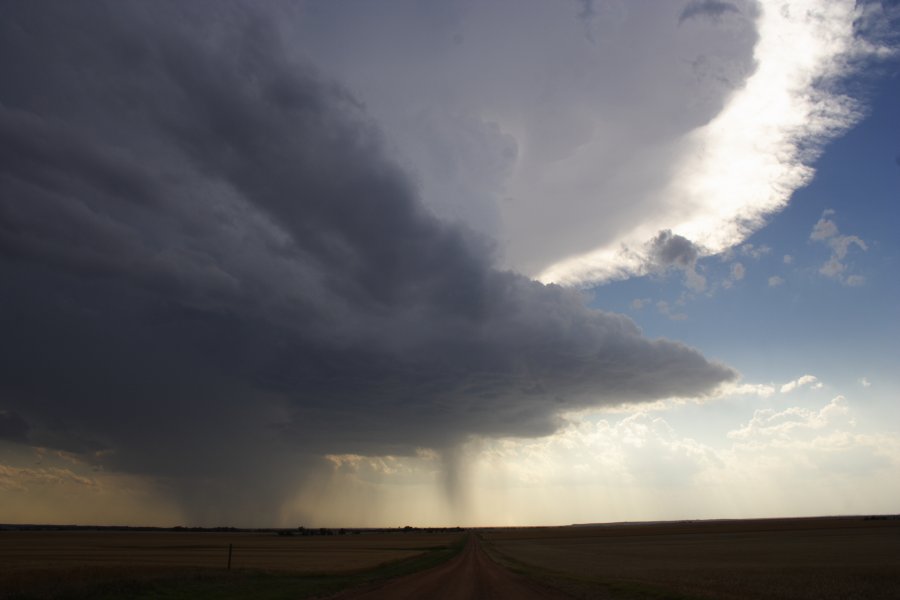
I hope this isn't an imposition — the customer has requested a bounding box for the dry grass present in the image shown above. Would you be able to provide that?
[0,530,456,573]
[481,517,900,600]
[0,530,463,599]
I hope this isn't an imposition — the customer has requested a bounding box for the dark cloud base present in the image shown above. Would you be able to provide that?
[0,1,735,523]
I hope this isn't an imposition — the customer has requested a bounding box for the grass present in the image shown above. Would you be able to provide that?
[479,517,900,600]
[479,533,693,600]
[0,532,468,600]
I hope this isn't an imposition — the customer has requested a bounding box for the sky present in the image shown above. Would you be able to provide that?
[0,0,898,527]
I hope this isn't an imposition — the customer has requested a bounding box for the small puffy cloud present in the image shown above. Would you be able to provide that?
[768,275,784,287]
[783,254,794,265]
[649,230,700,268]
[810,210,867,285]
[859,377,872,388]
[810,215,839,241]
[721,261,745,290]
[780,374,823,394]
[740,243,771,259]
[647,230,707,292]
[630,298,651,310]
[684,268,708,293]
[829,234,868,260]
[657,300,688,321]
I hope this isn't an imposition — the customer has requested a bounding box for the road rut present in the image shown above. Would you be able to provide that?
[329,535,569,599]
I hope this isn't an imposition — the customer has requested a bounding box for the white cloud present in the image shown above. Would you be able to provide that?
[810,210,868,285]
[810,215,839,240]
[282,1,889,288]
[715,381,777,398]
[780,374,823,394]
[539,0,888,285]
[859,377,872,388]
[783,254,794,264]
[657,300,688,321]
[476,412,721,490]
[768,275,784,287]
[283,1,760,280]
[740,243,771,259]
[728,395,847,439]
[630,297,651,310]
[721,261,744,289]
[684,268,708,293]
[473,394,899,522]
[300,392,900,525]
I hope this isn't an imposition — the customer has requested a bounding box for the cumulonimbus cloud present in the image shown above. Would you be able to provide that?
[679,0,742,25]
[0,1,735,522]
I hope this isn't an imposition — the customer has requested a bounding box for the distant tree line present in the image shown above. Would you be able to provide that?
[279,525,467,536]
[0,523,472,533]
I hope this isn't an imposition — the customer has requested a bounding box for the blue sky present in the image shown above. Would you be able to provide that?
[595,68,899,386]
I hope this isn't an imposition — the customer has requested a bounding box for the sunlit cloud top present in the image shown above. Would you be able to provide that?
[539,0,890,285]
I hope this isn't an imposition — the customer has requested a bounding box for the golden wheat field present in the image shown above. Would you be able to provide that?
[481,517,900,599]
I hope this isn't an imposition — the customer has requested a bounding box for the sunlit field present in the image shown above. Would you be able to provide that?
[481,517,900,599]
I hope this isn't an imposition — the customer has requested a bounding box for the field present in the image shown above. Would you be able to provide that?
[0,529,465,599]
[480,517,900,599]
[4,518,899,599]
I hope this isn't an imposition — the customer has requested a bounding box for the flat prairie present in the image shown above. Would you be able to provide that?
[0,530,463,599]
[0,530,457,572]
[481,517,900,599]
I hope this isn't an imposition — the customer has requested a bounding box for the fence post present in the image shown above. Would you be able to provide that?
[227,543,233,571]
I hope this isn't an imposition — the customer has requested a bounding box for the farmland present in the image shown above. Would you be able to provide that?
[3,517,899,599]
[0,529,465,599]
[480,516,900,599]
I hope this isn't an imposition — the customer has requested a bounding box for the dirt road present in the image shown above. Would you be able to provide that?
[330,535,570,599]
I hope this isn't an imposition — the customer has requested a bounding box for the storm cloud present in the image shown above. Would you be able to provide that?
[0,1,735,522]
[679,0,743,24]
